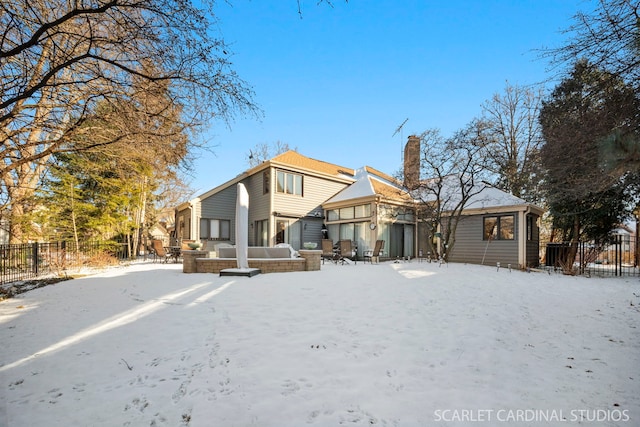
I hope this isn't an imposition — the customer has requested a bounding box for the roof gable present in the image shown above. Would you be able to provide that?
[324,167,412,205]
[364,166,402,186]
[197,150,354,200]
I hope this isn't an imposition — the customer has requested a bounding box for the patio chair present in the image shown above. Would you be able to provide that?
[321,239,337,264]
[151,239,174,263]
[338,240,357,265]
[363,239,384,264]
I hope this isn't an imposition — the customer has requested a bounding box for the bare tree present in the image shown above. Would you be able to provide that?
[479,81,545,203]
[246,141,296,167]
[411,123,491,261]
[543,0,640,89]
[1,0,257,242]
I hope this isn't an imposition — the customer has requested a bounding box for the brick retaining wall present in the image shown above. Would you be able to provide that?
[182,250,321,274]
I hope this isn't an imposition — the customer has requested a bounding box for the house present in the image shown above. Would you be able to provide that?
[174,150,355,253]
[606,223,637,266]
[175,143,543,268]
[432,182,544,268]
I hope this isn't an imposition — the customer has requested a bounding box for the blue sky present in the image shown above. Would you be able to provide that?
[190,0,592,195]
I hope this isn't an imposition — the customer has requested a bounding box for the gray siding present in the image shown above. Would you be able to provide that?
[526,213,541,267]
[271,170,347,248]
[302,218,325,247]
[200,184,237,244]
[448,214,519,266]
[273,171,347,216]
[201,185,237,219]
[526,240,540,267]
[197,171,347,247]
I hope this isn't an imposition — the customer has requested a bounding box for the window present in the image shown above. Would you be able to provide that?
[178,218,185,239]
[255,219,268,246]
[339,207,355,220]
[200,218,231,240]
[275,220,287,244]
[483,215,514,240]
[484,217,498,240]
[327,204,371,221]
[379,205,413,221]
[276,171,302,195]
[263,171,270,194]
[275,219,302,249]
[499,216,514,239]
[354,204,371,218]
[526,215,538,241]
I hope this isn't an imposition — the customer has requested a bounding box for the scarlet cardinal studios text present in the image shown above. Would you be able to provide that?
[433,408,630,423]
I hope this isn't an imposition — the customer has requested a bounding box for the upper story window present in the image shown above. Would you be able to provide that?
[327,204,371,221]
[200,218,231,240]
[378,205,414,221]
[276,171,303,196]
[263,171,270,194]
[483,215,514,240]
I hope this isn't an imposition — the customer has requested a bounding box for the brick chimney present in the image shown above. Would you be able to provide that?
[404,135,420,190]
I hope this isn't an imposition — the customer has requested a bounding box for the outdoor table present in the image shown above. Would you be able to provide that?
[167,246,182,263]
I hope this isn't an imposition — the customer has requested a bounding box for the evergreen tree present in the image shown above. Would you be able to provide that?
[37,71,189,253]
[539,60,640,271]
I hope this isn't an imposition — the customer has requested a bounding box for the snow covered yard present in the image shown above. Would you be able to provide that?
[1,261,638,427]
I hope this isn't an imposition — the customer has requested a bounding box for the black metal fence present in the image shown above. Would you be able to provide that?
[545,234,638,277]
[0,240,128,285]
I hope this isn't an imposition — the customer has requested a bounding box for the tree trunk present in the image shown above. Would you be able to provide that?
[564,215,581,274]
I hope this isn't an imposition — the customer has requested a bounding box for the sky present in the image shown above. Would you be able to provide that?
[1,261,638,426]
[189,0,594,195]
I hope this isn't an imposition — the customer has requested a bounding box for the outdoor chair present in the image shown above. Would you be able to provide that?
[338,240,357,265]
[363,239,384,264]
[147,242,157,262]
[151,239,174,263]
[321,239,337,264]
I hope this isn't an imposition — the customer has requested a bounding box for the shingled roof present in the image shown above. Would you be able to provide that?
[270,151,354,178]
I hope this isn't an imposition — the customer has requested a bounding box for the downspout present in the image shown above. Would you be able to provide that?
[518,206,531,269]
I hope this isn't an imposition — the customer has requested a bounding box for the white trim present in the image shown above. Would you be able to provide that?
[517,206,532,268]
[518,211,525,268]
[189,198,199,240]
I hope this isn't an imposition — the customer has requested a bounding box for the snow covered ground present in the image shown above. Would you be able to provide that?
[1,260,639,427]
